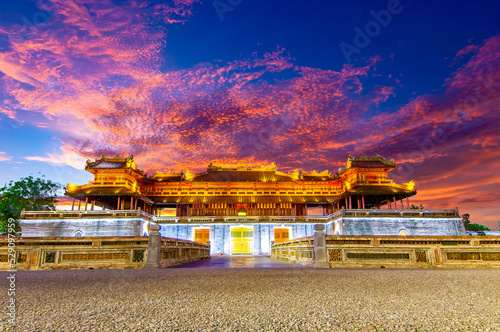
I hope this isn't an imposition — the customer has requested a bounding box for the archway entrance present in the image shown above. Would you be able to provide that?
[230,226,253,255]
[237,208,247,216]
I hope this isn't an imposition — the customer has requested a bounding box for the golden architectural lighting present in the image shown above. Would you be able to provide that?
[65,154,417,217]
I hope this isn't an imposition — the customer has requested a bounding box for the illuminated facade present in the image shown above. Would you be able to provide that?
[66,154,416,217]
[59,154,466,255]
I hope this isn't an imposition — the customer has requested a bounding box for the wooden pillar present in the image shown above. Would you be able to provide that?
[78,199,82,211]
[117,196,121,210]
[131,196,134,211]
[91,199,95,211]
[134,198,138,210]
[362,195,365,209]
[84,197,88,211]
[348,196,352,209]
[406,197,410,209]
[393,196,397,209]
[345,197,348,209]
[71,198,75,211]
[401,198,404,210]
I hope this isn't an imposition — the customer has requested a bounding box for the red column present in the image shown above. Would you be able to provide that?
[406,197,410,209]
[362,195,365,209]
[131,196,134,211]
[91,199,95,211]
[71,198,75,211]
[117,196,121,210]
[78,199,82,211]
[84,197,88,211]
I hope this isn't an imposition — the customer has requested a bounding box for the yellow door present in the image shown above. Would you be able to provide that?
[274,228,290,244]
[231,227,253,255]
[194,229,210,245]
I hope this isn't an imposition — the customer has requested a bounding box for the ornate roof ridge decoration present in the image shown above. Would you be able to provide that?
[151,170,183,178]
[346,154,396,169]
[403,180,416,191]
[182,169,196,181]
[206,162,278,172]
[85,155,144,174]
[302,169,332,176]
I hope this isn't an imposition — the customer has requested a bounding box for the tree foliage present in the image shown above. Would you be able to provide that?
[0,176,63,232]
[462,213,491,231]
[467,223,491,231]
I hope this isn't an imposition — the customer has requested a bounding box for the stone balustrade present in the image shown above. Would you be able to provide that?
[21,208,459,224]
[0,233,210,271]
[271,230,500,268]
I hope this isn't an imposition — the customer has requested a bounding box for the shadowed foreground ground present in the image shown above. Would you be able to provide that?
[1,256,499,331]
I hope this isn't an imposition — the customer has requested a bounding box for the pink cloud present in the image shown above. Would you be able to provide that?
[0,152,12,162]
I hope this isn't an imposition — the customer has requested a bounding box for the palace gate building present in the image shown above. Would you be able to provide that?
[20,155,465,255]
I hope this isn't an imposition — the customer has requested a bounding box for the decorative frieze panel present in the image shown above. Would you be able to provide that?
[346,252,410,260]
[415,251,427,263]
[446,252,500,261]
[329,249,341,262]
[61,253,128,261]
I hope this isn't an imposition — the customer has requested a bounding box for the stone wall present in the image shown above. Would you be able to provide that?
[158,223,316,255]
[20,218,148,238]
[340,217,465,236]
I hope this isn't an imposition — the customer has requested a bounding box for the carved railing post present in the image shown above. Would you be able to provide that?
[144,224,161,269]
[313,224,330,268]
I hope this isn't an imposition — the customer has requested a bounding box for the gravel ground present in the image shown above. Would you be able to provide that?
[1,262,499,331]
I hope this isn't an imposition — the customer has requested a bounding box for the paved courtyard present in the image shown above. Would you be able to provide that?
[1,257,499,331]
[174,255,305,269]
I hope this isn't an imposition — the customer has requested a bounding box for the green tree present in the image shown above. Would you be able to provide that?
[0,175,63,233]
[462,213,470,228]
[462,213,491,231]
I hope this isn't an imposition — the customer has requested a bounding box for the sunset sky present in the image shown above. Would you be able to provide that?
[0,1,499,229]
